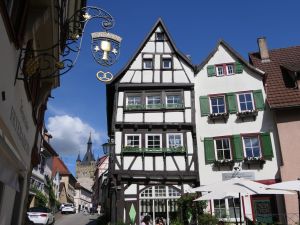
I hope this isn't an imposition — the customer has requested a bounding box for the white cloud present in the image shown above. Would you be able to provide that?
[46,115,106,158]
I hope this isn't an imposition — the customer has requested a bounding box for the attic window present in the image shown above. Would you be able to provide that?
[156,32,164,41]
[143,58,153,69]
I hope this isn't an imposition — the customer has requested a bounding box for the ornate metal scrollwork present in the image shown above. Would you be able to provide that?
[16,1,120,82]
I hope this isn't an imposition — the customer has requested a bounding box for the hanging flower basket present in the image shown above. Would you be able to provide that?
[213,159,235,169]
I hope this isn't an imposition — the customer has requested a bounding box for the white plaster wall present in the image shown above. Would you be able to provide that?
[144,157,153,171]
[143,71,153,82]
[165,112,184,122]
[184,91,191,107]
[154,55,160,69]
[194,44,280,185]
[154,71,160,83]
[144,113,163,122]
[116,108,123,122]
[118,92,124,106]
[166,157,177,171]
[124,156,135,170]
[186,132,194,154]
[132,157,143,170]
[162,71,172,83]
[142,42,155,53]
[131,71,142,83]
[185,109,192,123]
[174,71,189,83]
[120,71,134,83]
[115,132,122,154]
[174,156,185,171]
[125,184,137,195]
[124,113,143,122]
[155,157,164,171]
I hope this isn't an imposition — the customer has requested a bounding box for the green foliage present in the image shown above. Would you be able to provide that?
[177,193,207,224]
[45,176,56,208]
[170,218,184,225]
[35,189,48,207]
[197,213,218,225]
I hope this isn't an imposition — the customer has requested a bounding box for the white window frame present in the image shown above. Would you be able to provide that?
[226,64,234,75]
[212,198,242,221]
[242,135,262,159]
[209,95,226,114]
[146,134,162,148]
[166,133,183,148]
[146,95,161,108]
[125,134,142,148]
[166,95,182,106]
[237,92,255,112]
[216,65,225,76]
[156,32,164,41]
[214,138,232,161]
[126,96,141,106]
[143,58,153,69]
[162,58,172,69]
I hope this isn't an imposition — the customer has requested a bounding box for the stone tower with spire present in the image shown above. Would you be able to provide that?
[75,133,96,191]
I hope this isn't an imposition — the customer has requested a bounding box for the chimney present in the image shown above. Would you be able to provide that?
[257,37,270,62]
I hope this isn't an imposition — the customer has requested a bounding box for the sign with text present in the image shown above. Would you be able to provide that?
[222,172,255,181]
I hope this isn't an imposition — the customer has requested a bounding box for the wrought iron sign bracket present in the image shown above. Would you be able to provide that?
[15,3,121,83]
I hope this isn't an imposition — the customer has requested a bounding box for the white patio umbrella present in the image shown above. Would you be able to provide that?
[193,178,294,225]
[268,180,300,218]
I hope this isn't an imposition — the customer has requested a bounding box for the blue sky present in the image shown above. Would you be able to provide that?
[45,0,300,175]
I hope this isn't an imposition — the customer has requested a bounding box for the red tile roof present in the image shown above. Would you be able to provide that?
[249,46,300,109]
[52,156,71,176]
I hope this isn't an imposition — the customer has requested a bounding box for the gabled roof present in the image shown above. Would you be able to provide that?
[108,18,195,85]
[196,39,265,76]
[249,45,300,109]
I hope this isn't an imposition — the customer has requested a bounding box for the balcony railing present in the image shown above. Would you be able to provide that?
[125,103,184,111]
[122,146,186,154]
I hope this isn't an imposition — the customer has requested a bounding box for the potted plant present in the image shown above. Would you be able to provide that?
[213,159,235,169]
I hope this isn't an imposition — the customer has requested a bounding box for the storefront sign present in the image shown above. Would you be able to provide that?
[222,171,255,181]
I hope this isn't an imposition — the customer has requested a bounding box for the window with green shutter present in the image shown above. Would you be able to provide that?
[226,93,237,114]
[200,96,210,116]
[207,65,216,77]
[232,135,244,161]
[261,132,273,159]
[235,62,243,74]
[253,90,265,111]
[204,137,215,163]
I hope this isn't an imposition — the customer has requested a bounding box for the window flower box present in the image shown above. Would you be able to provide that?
[213,159,235,169]
[126,104,145,110]
[243,157,265,168]
[236,110,258,120]
[208,112,229,122]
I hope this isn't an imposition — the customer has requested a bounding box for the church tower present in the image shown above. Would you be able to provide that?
[75,133,96,191]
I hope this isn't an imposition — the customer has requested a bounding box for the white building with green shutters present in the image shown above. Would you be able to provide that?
[194,40,284,223]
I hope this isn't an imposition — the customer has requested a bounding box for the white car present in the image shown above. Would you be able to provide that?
[61,203,76,214]
[27,207,55,224]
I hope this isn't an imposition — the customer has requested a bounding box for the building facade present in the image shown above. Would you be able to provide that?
[106,19,198,225]
[75,183,92,213]
[250,38,300,223]
[76,134,96,191]
[194,40,284,223]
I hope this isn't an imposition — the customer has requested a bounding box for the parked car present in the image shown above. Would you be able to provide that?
[27,207,55,224]
[61,203,76,214]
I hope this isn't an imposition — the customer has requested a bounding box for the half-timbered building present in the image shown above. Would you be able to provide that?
[106,19,198,225]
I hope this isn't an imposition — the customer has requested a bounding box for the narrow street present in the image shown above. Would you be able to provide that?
[55,212,99,225]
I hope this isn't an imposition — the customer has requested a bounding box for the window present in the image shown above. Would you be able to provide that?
[243,136,261,158]
[210,96,226,114]
[228,198,241,219]
[156,32,164,41]
[238,92,254,112]
[146,95,161,109]
[167,134,183,148]
[166,95,181,108]
[127,96,141,105]
[216,65,225,76]
[214,199,226,218]
[125,134,141,148]
[143,58,153,69]
[146,134,162,149]
[215,138,231,160]
[162,58,172,69]
[227,64,234,75]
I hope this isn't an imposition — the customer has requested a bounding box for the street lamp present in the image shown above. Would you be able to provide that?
[102,139,115,155]
[16,4,122,83]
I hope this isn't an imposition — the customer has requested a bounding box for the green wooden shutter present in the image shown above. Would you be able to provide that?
[226,93,237,114]
[204,137,215,163]
[207,65,216,77]
[235,62,243,74]
[232,135,244,161]
[200,96,210,116]
[261,132,273,159]
[253,89,265,111]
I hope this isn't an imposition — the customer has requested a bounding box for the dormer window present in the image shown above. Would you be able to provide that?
[216,65,225,76]
[227,64,234,75]
[162,58,172,69]
[143,58,153,69]
[156,32,164,41]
